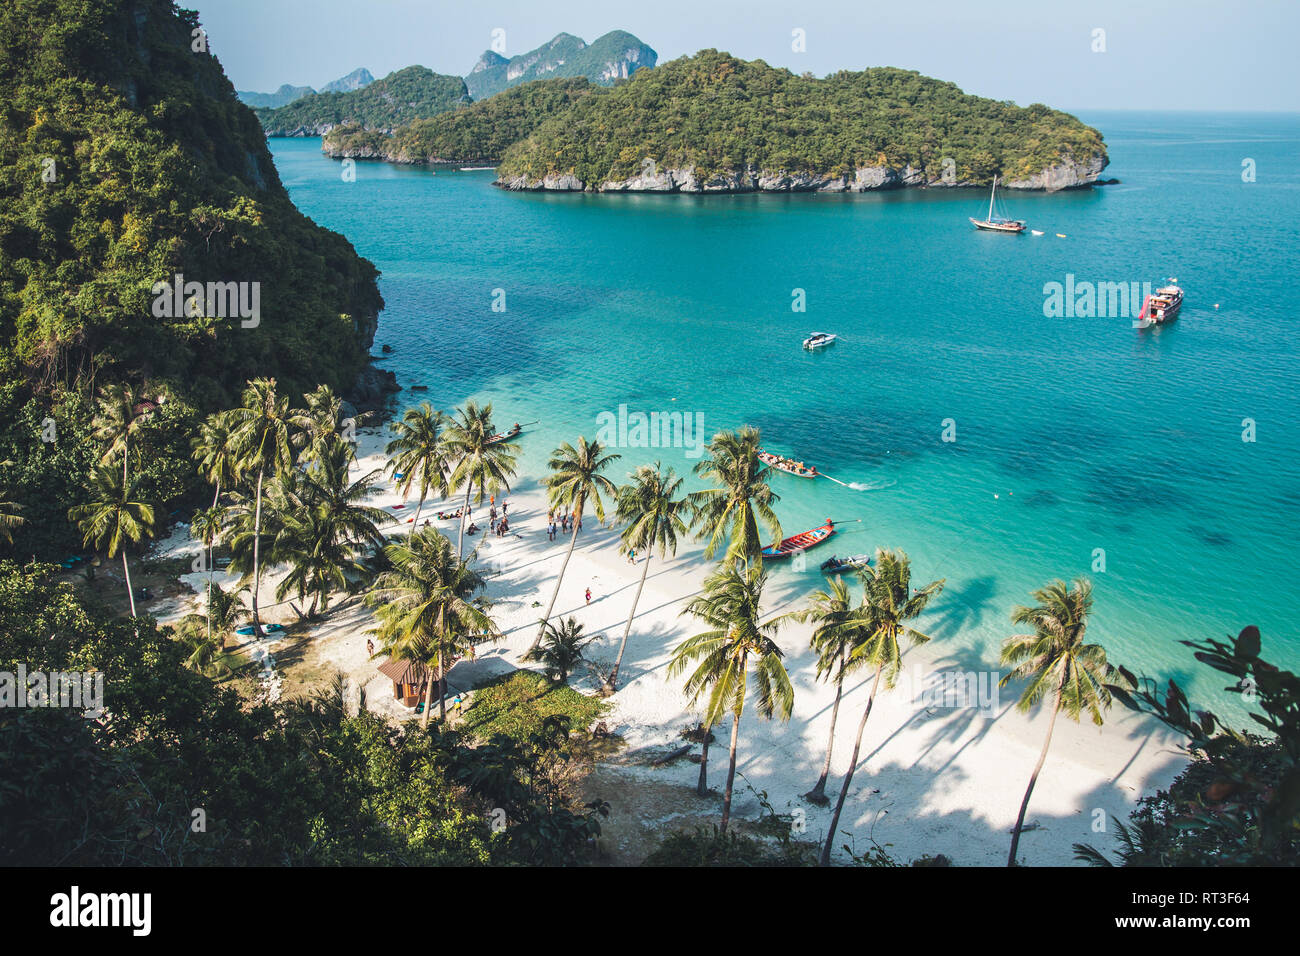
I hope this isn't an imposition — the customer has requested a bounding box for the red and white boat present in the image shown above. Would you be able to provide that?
[761,520,836,559]
[1138,283,1184,326]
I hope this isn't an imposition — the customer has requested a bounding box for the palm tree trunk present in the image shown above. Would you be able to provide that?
[456,486,471,557]
[211,479,221,510]
[421,669,435,728]
[610,553,651,689]
[1007,695,1063,867]
[807,656,846,802]
[411,493,425,528]
[696,722,712,796]
[720,710,743,833]
[251,466,265,627]
[436,655,448,724]
[122,550,137,617]
[820,665,884,866]
[533,505,581,652]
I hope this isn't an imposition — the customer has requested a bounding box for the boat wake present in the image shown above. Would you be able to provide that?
[823,474,896,492]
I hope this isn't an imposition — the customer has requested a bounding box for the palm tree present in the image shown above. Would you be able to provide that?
[273,439,388,618]
[1000,578,1124,867]
[688,426,781,567]
[791,575,862,804]
[533,436,620,652]
[68,465,157,617]
[442,401,518,557]
[296,384,373,466]
[366,528,501,726]
[820,550,944,866]
[192,410,240,509]
[609,463,689,690]
[190,506,224,639]
[0,460,24,547]
[226,378,296,628]
[524,617,595,683]
[91,383,151,487]
[386,402,450,527]
[669,562,794,832]
[204,583,246,650]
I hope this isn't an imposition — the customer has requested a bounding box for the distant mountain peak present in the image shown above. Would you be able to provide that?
[465,29,656,100]
[322,68,375,93]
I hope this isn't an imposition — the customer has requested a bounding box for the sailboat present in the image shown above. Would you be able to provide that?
[969,175,1026,233]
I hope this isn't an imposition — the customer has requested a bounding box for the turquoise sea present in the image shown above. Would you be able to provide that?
[270,112,1300,705]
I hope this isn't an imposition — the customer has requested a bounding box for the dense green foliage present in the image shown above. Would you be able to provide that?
[323,78,596,164]
[1075,627,1300,866]
[256,66,470,135]
[465,30,656,100]
[497,50,1107,187]
[0,561,606,865]
[0,0,384,557]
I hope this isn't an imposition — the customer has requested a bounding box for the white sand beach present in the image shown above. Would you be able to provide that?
[156,424,1190,866]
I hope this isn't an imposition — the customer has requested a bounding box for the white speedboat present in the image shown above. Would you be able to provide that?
[803,332,838,350]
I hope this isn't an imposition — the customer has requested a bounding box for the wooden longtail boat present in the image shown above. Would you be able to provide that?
[485,423,522,446]
[761,520,836,559]
[758,450,818,478]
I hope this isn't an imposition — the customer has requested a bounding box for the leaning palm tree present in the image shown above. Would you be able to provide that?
[609,463,689,690]
[669,562,794,832]
[192,409,241,509]
[366,527,501,726]
[442,401,518,557]
[820,549,944,866]
[688,426,781,567]
[386,402,450,527]
[226,378,296,628]
[533,436,620,652]
[524,617,595,684]
[68,465,157,617]
[791,575,864,804]
[91,383,151,487]
[1001,577,1124,867]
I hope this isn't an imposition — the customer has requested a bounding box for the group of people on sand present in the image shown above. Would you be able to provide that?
[546,508,580,542]
[758,450,817,476]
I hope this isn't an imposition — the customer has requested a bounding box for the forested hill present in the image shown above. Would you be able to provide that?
[322,78,597,164]
[0,0,384,556]
[465,31,656,100]
[496,51,1109,192]
[256,66,470,135]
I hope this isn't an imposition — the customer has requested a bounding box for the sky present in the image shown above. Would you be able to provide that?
[190,0,1300,112]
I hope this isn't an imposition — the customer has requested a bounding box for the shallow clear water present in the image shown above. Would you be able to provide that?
[271,111,1300,702]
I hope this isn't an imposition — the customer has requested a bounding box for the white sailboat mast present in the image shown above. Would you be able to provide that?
[988,175,997,221]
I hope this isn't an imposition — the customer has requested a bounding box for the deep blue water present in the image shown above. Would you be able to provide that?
[270,111,1300,703]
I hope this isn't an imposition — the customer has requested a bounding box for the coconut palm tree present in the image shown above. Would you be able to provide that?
[533,436,620,652]
[272,439,388,618]
[820,549,944,866]
[192,409,241,509]
[791,575,864,804]
[174,615,235,678]
[442,401,518,558]
[190,505,224,639]
[688,426,781,567]
[0,460,23,547]
[524,617,595,684]
[386,402,450,527]
[68,465,157,617]
[669,561,794,832]
[1000,577,1124,867]
[91,383,151,487]
[608,463,689,690]
[296,384,373,466]
[204,583,245,650]
[226,378,296,628]
[366,527,501,726]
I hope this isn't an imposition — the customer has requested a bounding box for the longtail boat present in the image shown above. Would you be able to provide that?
[758,450,818,478]
[761,520,835,559]
[820,553,872,574]
[485,423,522,446]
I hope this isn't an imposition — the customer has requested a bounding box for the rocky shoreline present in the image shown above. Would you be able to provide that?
[495,154,1108,193]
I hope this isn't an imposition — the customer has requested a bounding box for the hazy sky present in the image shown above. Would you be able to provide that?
[192,0,1299,112]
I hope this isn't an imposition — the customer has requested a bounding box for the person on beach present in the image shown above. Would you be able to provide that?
[585,587,592,605]
[628,549,636,564]
[502,500,508,516]
[366,638,374,658]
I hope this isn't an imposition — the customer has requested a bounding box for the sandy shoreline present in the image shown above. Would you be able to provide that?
[156,422,1189,866]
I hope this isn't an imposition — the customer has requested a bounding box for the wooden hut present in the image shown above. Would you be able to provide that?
[377,658,430,708]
